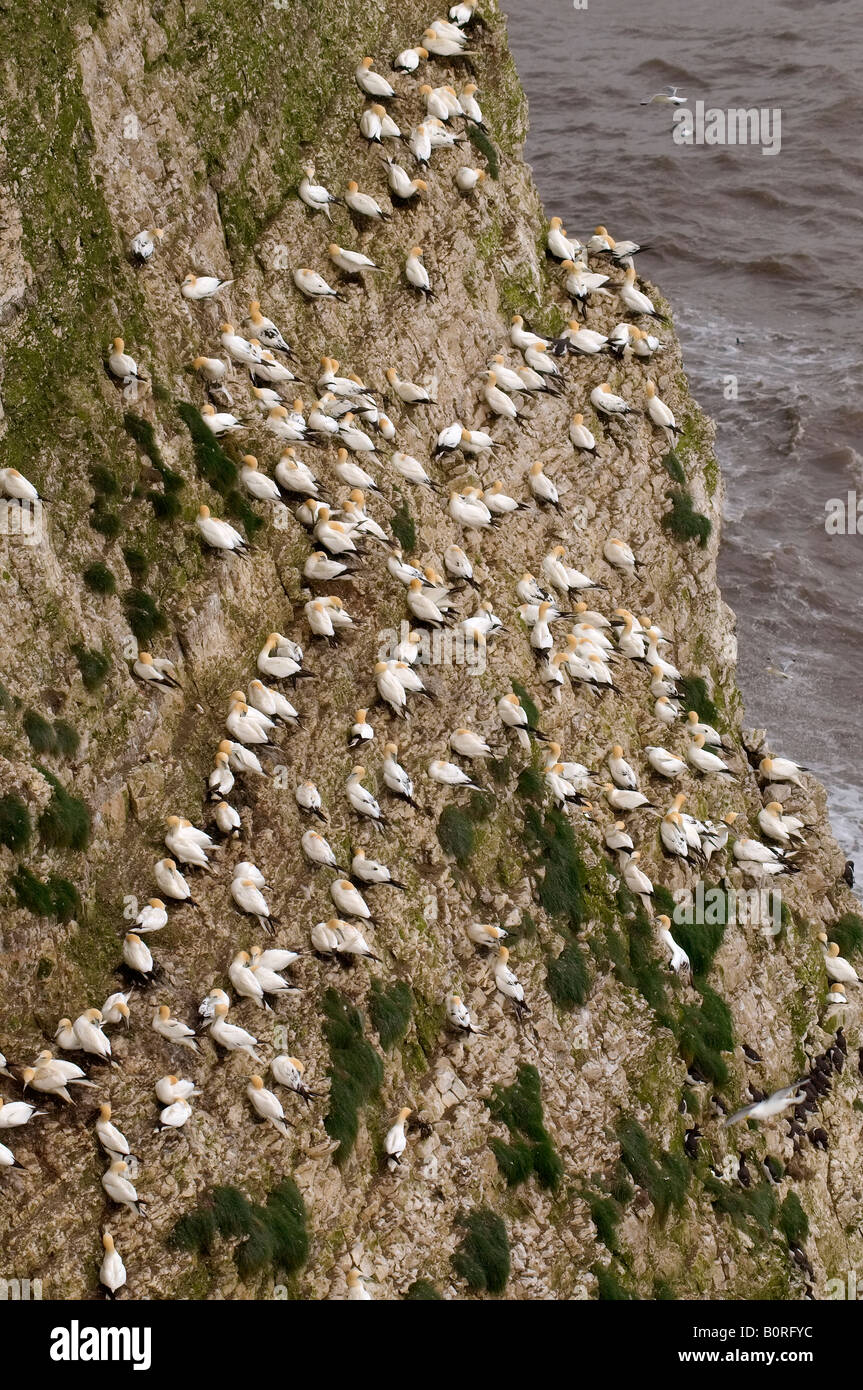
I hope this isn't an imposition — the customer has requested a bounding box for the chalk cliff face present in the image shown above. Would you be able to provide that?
[0,0,860,1301]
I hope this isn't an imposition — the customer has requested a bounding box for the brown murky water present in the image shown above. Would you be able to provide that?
[504,0,863,862]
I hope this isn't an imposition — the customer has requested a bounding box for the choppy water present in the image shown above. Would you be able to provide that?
[504,0,863,863]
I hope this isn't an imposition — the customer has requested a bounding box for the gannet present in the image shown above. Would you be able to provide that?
[246,1076,289,1135]
[620,266,664,320]
[209,1003,263,1062]
[70,1008,112,1063]
[449,489,492,528]
[646,746,686,779]
[237,455,281,505]
[229,878,272,934]
[0,1098,45,1129]
[679,798,717,859]
[154,858,195,903]
[197,986,231,1025]
[332,920,381,961]
[265,402,307,442]
[442,544,477,588]
[300,829,340,872]
[510,315,550,353]
[196,505,248,553]
[446,993,485,1035]
[337,411,375,450]
[157,1099,192,1130]
[605,821,634,854]
[603,537,638,574]
[331,878,373,920]
[641,85,686,105]
[655,695,683,728]
[606,745,637,791]
[388,451,432,489]
[122,934,154,977]
[23,1053,96,1102]
[621,850,654,903]
[545,216,580,262]
[315,506,360,555]
[347,765,387,825]
[328,242,380,277]
[386,159,427,201]
[244,301,295,356]
[156,1075,200,1105]
[685,710,727,749]
[219,323,262,366]
[420,83,457,122]
[656,915,690,972]
[758,755,807,788]
[450,727,492,759]
[347,1270,373,1300]
[152,1004,198,1051]
[181,273,233,301]
[724,1082,806,1127]
[344,180,389,222]
[305,549,350,584]
[406,246,432,296]
[422,25,474,56]
[494,695,536,750]
[385,366,435,405]
[732,837,793,874]
[132,652,180,690]
[455,166,486,193]
[359,104,384,143]
[351,849,405,890]
[299,166,342,218]
[460,426,496,454]
[562,258,610,305]
[429,759,481,790]
[645,381,677,441]
[226,696,276,746]
[483,370,519,419]
[818,936,860,986]
[200,403,244,436]
[631,326,663,358]
[107,338,146,384]
[102,1160,144,1214]
[293,267,344,300]
[375,661,408,717]
[590,382,635,418]
[54,1017,78,1052]
[384,1106,412,1164]
[95,1103,130,1157]
[493,946,529,1015]
[528,462,560,510]
[758,802,806,846]
[271,1055,319,1102]
[485,355,522,394]
[130,899,167,935]
[393,44,428,71]
[561,324,608,357]
[685,734,734,777]
[467,922,507,949]
[214,801,240,836]
[248,679,298,727]
[660,809,689,858]
[0,467,41,501]
[129,227,163,262]
[604,784,654,812]
[253,945,300,975]
[165,815,215,868]
[356,56,396,98]
[99,1233,127,1296]
[542,546,601,592]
